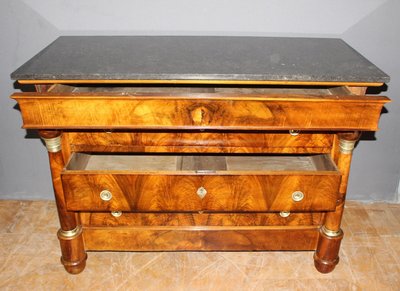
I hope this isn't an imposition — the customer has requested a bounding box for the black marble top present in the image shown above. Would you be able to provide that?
[11,36,389,83]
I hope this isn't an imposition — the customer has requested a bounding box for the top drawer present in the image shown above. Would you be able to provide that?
[12,84,389,131]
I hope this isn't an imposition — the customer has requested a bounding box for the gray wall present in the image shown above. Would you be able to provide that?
[1,0,399,202]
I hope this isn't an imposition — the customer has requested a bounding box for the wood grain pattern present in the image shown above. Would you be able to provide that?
[4,200,400,287]
[62,173,340,212]
[66,131,334,154]
[63,153,340,212]
[314,229,344,273]
[313,131,361,273]
[38,131,75,230]
[325,132,361,231]
[11,38,390,274]
[58,231,87,274]
[38,130,87,274]
[82,226,319,251]
[79,212,325,227]
[12,93,389,130]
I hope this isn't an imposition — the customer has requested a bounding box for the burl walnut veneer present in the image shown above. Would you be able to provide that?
[11,36,390,274]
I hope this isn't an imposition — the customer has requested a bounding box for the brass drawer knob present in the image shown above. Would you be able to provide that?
[292,191,304,202]
[279,211,291,218]
[289,130,300,136]
[111,211,122,217]
[197,187,207,199]
[100,190,112,201]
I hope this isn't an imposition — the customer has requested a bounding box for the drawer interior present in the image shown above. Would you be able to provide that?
[66,153,338,173]
[50,84,350,95]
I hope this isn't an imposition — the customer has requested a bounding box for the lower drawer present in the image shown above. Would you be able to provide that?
[79,211,325,227]
[82,226,320,251]
[62,153,340,212]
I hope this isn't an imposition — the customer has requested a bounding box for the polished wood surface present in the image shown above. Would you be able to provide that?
[14,83,388,273]
[12,80,389,274]
[62,153,340,212]
[79,212,325,227]
[66,131,334,154]
[38,130,73,230]
[38,130,87,274]
[13,81,388,274]
[314,229,344,273]
[12,92,388,130]
[10,35,390,274]
[63,173,340,212]
[83,226,319,251]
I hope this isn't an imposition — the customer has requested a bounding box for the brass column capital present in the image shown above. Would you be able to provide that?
[42,136,62,153]
[339,139,356,154]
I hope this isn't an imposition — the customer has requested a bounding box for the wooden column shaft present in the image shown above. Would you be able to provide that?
[38,129,87,274]
[314,131,361,273]
[325,131,361,230]
[39,130,76,230]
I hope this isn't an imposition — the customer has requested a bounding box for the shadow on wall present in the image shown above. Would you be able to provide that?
[361,83,389,141]
[366,83,387,94]
[12,102,40,139]
[13,80,35,92]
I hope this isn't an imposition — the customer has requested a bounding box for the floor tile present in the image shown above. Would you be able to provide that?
[0,200,399,290]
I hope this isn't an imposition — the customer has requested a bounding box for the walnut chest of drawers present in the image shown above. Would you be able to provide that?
[11,36,390,274]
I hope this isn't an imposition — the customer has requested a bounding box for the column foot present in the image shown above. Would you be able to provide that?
[61,253,87,274]
[313,226,343,274]
[57,226,87,274]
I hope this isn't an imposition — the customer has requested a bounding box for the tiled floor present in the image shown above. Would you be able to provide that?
[0,200,399,290]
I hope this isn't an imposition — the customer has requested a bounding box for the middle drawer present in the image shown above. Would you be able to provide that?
[61,153,340,212]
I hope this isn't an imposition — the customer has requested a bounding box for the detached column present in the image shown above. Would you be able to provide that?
[314,131,361,273]
[39,130,87,274]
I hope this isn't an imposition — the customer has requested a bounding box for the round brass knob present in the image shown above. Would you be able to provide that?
[111,211,122,217]
[289,130,300,136]
[292,191,304,202]
[197,187,207,199]
[279,211,291,218]
[100,190,112,201]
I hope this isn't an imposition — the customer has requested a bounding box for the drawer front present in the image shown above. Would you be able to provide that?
[62,173,340,212]
[66,132,334,154]
[13,93,389,130]
[79,211,325,227]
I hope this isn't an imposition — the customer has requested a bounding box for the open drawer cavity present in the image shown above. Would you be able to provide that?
[61,153,340,212]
